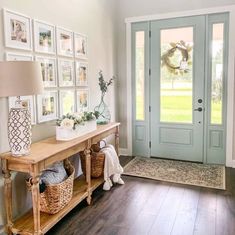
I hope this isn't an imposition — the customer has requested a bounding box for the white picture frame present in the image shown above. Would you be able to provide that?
[6,51,33,61]
[58,59,75,87]
[56,27,73,57]
[74,33,87,59]
[3,8,32,51]
[76,89,89,112]
[59,89,75,117]
[9,96,36,125]
[37,90,58,123]
[75,61,88,86]
[33,19,56,54]
[35,56,57,88]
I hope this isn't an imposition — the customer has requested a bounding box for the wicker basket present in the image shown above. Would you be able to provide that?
[27,160,75,214]
[80,142,105,178]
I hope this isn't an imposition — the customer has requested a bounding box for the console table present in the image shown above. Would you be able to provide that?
[0,122,120,235]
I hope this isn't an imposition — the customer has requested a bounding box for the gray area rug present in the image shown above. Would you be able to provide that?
[123,157,226,190]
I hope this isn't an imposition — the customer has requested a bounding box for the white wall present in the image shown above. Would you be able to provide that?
[0,0,117,232]
[116,0,235,148]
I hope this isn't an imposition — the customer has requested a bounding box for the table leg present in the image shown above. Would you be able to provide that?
[84,147,91,205]
[115,126,120,156]
[30,168,42,235]
[2,159,13,235]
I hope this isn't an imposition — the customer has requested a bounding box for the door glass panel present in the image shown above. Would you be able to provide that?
[135,31,145,121]
[160,27,193,123]
[211,23,224,125]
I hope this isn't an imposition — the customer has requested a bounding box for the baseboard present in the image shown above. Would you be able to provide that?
[232,160,235,168]
[0,226,5,235]
[119,148,129,156]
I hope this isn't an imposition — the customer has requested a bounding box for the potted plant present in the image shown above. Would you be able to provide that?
[94,71,114,124]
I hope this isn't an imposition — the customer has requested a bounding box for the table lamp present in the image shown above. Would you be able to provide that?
[0,61,43,156]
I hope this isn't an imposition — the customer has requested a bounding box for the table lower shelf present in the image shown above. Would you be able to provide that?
[12,176,104,235]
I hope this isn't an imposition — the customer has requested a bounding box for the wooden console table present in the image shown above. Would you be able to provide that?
[0,122,120,235]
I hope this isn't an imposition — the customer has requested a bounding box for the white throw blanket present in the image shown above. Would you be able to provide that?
[100,144,124,190]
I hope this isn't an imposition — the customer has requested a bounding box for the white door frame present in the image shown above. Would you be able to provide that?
[125,5,235,167]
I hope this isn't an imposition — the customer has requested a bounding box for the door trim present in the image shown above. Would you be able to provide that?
[125,5,235,167]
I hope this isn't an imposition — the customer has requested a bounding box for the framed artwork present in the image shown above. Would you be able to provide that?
[58,59,75,87]
[74,33,87,58]
[3,8,32,50]
[76,89,89,112]
[35,56,57,88]
[37,91,58,123]
[59,90,75,116]
[9,96,36,125]
[75,61,88,86]
[6,52,33,61]
[56,27,73,57]
[33,20,55,54]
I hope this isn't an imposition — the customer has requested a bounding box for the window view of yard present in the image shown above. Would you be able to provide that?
[135,25,223,124]
[160,27,194,123]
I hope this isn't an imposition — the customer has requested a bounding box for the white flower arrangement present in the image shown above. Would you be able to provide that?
[56,111,98,130]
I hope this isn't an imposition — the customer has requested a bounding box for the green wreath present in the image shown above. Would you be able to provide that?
[161,40,192,75]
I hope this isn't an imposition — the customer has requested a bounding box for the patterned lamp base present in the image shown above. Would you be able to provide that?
[8,108,32,156]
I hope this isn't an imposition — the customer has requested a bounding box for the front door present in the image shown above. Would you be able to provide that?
[132,13,228,164]
[150,16,205,162]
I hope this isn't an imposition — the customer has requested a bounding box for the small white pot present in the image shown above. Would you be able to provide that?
[56,120,97,141]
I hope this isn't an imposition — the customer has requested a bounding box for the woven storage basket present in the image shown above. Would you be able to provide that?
[27,160,75,214]
[80,142,105,178]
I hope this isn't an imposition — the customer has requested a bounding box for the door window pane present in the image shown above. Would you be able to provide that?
[135,31,145,121]
[211,23,224,125]
[160,27,193,123]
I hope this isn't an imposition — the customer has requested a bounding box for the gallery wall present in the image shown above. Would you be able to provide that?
[0,0,117,232]
[116,0,235,149]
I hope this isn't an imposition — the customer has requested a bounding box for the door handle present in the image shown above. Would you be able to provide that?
[194,107,203,112]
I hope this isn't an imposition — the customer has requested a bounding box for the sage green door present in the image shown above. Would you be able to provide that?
[150,16,205,162]
[132,14,228,163]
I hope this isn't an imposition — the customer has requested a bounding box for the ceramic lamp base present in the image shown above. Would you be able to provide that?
[8,108,32,156]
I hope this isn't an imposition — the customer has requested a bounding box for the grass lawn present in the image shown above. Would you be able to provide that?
[136,89,222,124]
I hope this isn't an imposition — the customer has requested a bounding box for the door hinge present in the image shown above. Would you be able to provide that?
[149,68,151,76]
[149,30,151,38]
[149,106,151,112]
[149,141,151,148]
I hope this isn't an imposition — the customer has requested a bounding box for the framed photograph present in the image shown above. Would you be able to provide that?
[6,52,33,61]
[56,27,73,57]
[74,33,87,58]
[9,96,36,125]
[33,20,55,54]
[3,8,32,50]
[58,59,75,87]
[35,56,57,88]
[37,91,58,123]
[75,61,88,86]
[59,90,75,116]
[76,89,89,112]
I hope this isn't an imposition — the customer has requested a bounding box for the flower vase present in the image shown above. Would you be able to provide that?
[94,93,111,125]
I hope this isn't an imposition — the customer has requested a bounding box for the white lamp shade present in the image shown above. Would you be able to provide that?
[0,61,43,97]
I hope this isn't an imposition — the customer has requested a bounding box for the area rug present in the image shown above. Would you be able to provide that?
[123,157,226,190]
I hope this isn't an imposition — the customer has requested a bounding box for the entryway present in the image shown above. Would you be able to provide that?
[132,13,229,164]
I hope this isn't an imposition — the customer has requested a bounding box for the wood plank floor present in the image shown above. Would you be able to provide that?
[46,156,235,235]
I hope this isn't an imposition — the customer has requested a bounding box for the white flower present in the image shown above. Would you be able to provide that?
[60,118,74,129]
[73,112,83,121]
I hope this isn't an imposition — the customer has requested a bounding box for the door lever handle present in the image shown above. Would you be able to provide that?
[194,107,203,112]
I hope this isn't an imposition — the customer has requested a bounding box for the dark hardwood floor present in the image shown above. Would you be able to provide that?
[46,156,235,235]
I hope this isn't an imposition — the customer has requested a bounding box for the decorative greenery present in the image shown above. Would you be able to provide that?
[161,40,192,75]
[56,111,96,130]
[98,70,115,94]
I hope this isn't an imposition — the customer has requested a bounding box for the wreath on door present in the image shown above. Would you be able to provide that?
[161,40,192,75]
